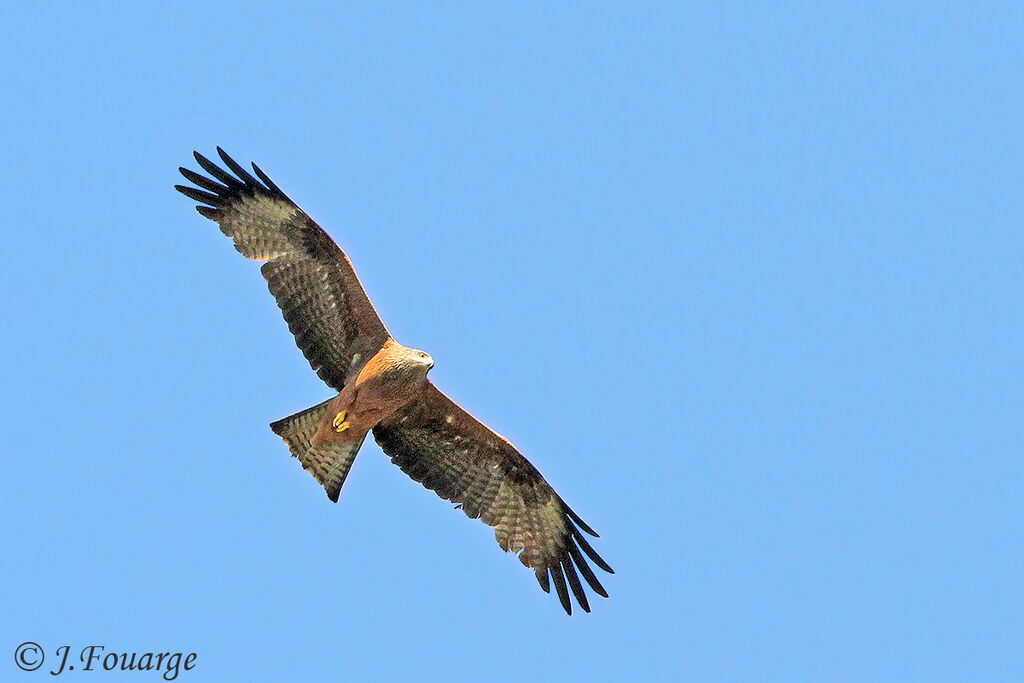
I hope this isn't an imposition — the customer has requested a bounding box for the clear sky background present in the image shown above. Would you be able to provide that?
[1,3,1021,682]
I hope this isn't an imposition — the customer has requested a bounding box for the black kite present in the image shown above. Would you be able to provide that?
[175,149,612,614]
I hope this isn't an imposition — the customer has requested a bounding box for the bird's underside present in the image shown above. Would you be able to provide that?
[176,148,612,614]
[276,337,435,502]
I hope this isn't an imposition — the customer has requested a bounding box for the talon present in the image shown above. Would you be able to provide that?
[333,410,351,433]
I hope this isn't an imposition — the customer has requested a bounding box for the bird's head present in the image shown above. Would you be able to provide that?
[409,348,434,374]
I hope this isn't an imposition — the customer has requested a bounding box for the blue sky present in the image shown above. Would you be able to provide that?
[1,2,1021,681]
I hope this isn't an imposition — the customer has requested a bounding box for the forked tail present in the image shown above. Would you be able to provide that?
[270,400,366,502]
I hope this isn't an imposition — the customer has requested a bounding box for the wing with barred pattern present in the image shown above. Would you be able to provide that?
[372,383,613,614]
[176,148,389,390]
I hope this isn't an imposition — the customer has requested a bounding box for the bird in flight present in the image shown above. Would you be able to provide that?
[176,148,612,614]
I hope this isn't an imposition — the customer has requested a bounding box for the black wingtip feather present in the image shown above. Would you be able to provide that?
[571,524,614,574]
[561,557,591,613]
[550,565,572,615]
[562,501,599,537]
[251,162,287,197]
[193,151,243,189]
[179,167,228,194]
[175,184,223,207]
[180,149,294,214]
[535,567,550,593]
[217,147,260,187]
[567,542,608,598]
[195,206,220,220]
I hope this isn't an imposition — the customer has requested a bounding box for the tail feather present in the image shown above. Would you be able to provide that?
[305,437,367,502]
[270,398,332,460]
[270,400,366,502]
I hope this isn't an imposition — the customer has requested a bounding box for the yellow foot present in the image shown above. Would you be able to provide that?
[333,410,351,433]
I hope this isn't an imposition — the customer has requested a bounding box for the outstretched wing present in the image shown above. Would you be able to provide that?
[176,148,390,390]
[372,384,613,614]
